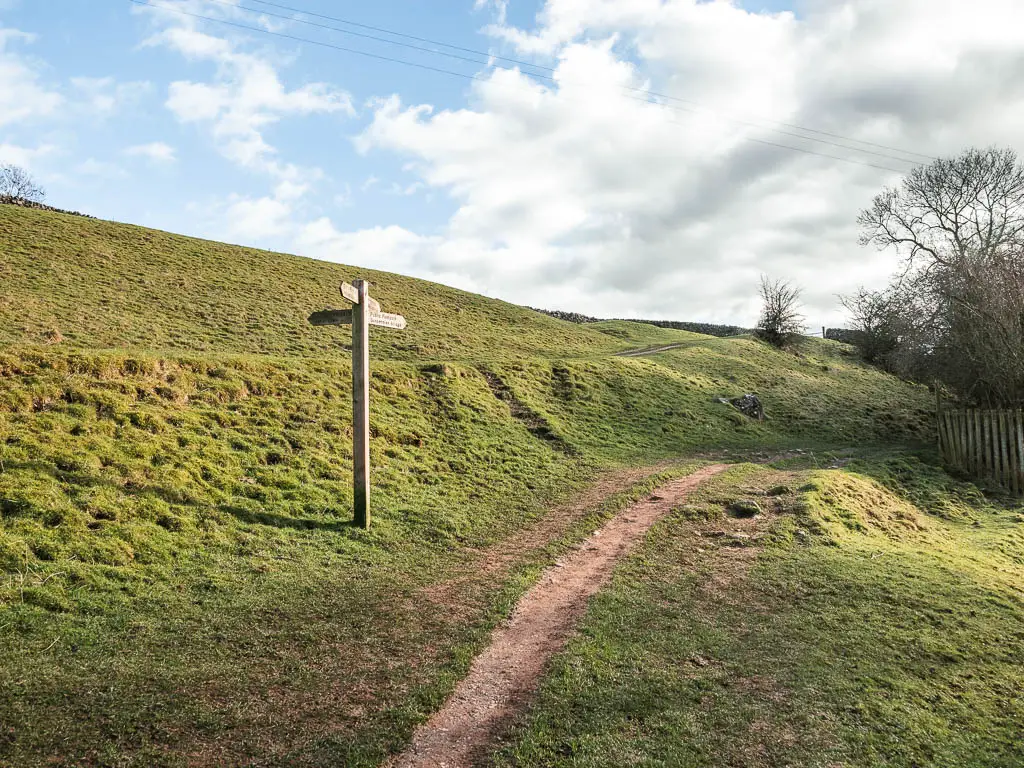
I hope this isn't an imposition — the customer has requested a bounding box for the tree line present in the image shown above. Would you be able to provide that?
[756,146,1024,409]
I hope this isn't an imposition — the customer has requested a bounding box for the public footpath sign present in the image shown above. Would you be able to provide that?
[309,280,407,529]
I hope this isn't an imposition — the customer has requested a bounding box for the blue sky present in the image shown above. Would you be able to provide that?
[3,0,552,236]
[2,0,1021,325]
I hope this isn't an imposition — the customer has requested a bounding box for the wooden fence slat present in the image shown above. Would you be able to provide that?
[1001,410,1012,493]
[993,410,1001,483]
[984,411,993,481]
[937,409,946,462]
[1007,409,1015,494]
[996,410,1002,482]
[958,411,966,473]
[957,410,966,470]
[946,411,954,466]
[992,410,1002,485]
[1017,409,1024,494]
[996,410,1003,483]
[966,409,974,475]
[938,407,1024,495]
[950,410,958,469]
[1004,410,1010,492]
[1011,409,1021,495]
[975,409,984,478]
[1010,409,1019,495]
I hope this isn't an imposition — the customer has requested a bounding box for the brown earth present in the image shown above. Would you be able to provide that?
[390,464,729,768]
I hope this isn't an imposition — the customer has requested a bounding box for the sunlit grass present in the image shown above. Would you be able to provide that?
[0,205,938,766]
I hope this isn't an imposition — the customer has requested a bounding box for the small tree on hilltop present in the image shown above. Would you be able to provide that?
[840,286,902,367]
[0,164,45,203]
[756,276,804,348]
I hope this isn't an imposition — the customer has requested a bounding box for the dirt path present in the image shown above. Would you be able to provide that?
[422,461,689,609]
[390,463,729,768]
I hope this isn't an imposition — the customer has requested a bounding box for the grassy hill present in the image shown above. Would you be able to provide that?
[497,455,1024,767]
[0,206,659,361]
[0,205,944,766]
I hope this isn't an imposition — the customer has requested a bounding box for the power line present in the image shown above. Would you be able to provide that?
[128,0,914,174]
[200,0,924,166]
[244,0,557,74]
[199,0,547,75]
[195,0,925,165]
[236,0,936,163]
[131,1,504,82]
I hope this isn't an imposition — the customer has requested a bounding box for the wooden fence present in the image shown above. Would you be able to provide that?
[938,407,1024,494]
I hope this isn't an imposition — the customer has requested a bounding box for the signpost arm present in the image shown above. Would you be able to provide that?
[352,279,371,528]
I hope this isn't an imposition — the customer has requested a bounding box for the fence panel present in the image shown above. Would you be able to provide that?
[938,405,1024,494]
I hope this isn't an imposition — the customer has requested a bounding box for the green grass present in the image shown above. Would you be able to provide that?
[0,206,628,361]
[583,320,709,349]
[0,205,939,765]
[496,458,1024,767]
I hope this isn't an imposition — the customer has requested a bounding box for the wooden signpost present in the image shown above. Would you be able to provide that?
[309,280,406,529]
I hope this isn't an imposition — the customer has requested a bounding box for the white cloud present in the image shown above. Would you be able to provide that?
[70,76,151,117]
[474,0,509,26]
[337,0,1024,325]
[124,142,177,163]
[75,158,128,178]
[140,3,353,176]
[0,141,55,168]
[222,193,294,240]
[0,25,61,128]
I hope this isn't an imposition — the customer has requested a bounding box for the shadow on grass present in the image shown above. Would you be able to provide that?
[1,461,358,531]
[221,505,357,532]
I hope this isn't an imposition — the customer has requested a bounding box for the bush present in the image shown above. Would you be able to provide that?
[755,276,804,348]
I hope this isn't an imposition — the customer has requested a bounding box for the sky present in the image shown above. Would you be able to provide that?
[2,0,1024,327]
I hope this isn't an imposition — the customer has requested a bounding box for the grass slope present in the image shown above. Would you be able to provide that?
[497,455,1024,767]
[0,206,629,361]
[0,206,936,766]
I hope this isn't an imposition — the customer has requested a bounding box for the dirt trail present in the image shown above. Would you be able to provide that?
[422,461,688,609]
[390,463,728,768]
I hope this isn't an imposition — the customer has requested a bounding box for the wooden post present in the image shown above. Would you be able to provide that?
[352,279,371,529]
[309,280,407,530]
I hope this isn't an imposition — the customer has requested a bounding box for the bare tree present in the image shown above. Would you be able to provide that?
[756,276,804,348]
[859,147,1024,272]
[857,147,1024,406]
[840,287,899,366]
[0,164,45,203]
